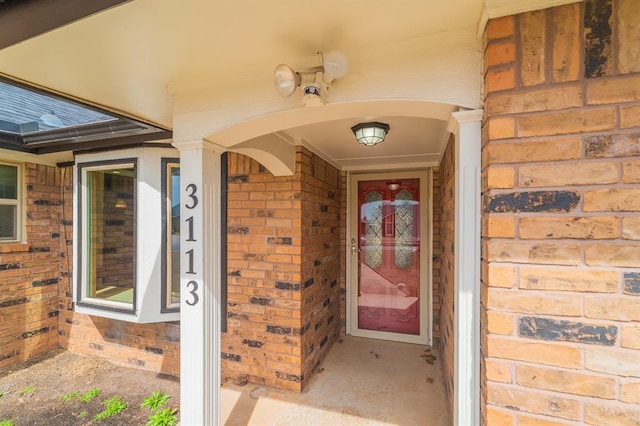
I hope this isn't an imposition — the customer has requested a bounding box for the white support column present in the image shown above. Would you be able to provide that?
[448,109,483,426]
[174,139,222,426]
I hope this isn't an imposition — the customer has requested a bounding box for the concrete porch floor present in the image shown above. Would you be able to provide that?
[221,336,451,425]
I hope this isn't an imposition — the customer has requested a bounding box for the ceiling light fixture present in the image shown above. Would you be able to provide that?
[351,122,390,146]
[273,51,349,108]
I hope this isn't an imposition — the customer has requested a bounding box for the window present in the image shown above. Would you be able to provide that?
[74,148,180,323]
[0,163,21,241]
[78,160,137,313]
[162,159,180,312]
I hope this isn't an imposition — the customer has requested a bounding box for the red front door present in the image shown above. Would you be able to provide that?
[357,178,421,335]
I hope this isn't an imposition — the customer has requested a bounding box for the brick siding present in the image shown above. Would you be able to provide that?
[438,134,456,419]
[222,148,341,391]
[483,1,640,424]
[0,164,67,368]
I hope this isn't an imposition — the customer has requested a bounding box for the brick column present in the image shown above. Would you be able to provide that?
[174,139,223,425]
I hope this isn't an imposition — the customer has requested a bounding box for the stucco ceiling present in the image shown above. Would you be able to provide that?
[0,0,580,169]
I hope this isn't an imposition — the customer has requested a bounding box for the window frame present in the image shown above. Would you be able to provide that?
[161,158,180,313]
[0,161,23,243]
[76,158,138,315]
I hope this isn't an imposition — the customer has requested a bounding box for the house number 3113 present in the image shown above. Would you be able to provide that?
[184,183,199,306]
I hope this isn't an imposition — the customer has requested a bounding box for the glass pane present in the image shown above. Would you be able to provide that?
[0,204,16,240]
[168,165,180,307]
[395,189,415,270]
[362,190,383,269]
[358,179,420,335]
[86,166,135,305]
[0,164,17,199]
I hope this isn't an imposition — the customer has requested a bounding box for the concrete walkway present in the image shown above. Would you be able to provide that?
[221,336,451,425]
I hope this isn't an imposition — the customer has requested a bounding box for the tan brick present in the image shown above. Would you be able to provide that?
[618,0,640,74]
[584,401,640,426]
[519,217,619,240]
[487,289,580,316]
[516,365,616,398]
[623,217,640,240]
[518,414,573,426]
[486,359,513,383]
[487,383,580,421]
[484,216,516,238]
[486,41,516,68]
[621,382,640,404]
[485,167,515,189]
[486,406,514,425]
[486,138,581,164]
[585,296,640,321]
[519,10,546,87]
[487,117,516,140]
[519,268,618,293]
[587,75,640,105]
[485,264,516,288]
[623,159,640,184]
[519,162,618,187]
[518,108,616,137]
[488,336,581,369]
[486,241,581,266]
[622,326,640,350]
[487,16,514,40]
[585,243,640,267]
[584,189,640,212]
[486,68,516,93]
[620,105,640,129]
[551,3,581,82]
[485,86,583,116]
[487,311,515,335]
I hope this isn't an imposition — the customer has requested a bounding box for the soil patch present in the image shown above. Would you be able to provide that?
[0,349,180,425]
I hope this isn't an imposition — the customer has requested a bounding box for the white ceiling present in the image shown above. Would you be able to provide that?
[0,0,580,169]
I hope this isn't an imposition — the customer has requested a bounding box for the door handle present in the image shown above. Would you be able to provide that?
[351,238,358,255]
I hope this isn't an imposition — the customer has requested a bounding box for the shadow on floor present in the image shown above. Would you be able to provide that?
[221,336,451,425]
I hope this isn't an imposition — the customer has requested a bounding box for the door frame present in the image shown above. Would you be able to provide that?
[346,169,432,346]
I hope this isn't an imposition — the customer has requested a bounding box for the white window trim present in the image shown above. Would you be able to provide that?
[0,161,23,243]
[77,159,138,314]
[73,147,181,323]
[161,158,180,313]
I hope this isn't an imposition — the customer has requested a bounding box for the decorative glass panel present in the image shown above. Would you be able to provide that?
[363,190,383,269]
[395,189,414,269]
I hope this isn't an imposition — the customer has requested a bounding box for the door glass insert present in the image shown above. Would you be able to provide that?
[357,179,420,335]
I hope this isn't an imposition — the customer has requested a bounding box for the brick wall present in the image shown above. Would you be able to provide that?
[57,165,180,376]
[483,1,640,424]
[299,149,342,383]
[223,148,341,391]
[0,164,66,368]
[438,135,456,419]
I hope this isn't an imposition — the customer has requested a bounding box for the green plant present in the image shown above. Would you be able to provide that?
[76,411,88,419]
[141,391,170,411]
[146,408,178,426]
[0,420,13,426]
[79,388,101,402]
[20,386,36,396]
[61,391,81,402]
[93,396,127,421]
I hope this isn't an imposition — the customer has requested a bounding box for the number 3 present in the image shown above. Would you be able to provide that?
[185,183,198,209]
[186,280,199,306]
